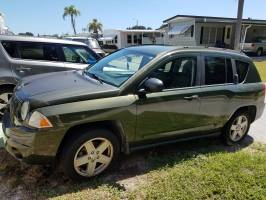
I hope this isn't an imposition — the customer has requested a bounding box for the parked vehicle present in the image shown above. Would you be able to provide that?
[2,46,265,180]
[100,44,118,54]
[0,35,100,119]
[242,37,266,56]
[65,37,106,57]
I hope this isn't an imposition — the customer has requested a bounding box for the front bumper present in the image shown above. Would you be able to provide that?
[2,111,56,164]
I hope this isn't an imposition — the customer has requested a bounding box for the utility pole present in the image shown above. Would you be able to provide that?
[234,0,245,50]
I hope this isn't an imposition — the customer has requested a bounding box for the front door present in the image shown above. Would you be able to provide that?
[136,54,204,140]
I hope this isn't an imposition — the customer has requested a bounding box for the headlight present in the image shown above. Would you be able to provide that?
[28,111,53,128]
[21,101,29,121]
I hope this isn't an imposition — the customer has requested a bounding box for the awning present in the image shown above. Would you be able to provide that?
[168,24,192,35]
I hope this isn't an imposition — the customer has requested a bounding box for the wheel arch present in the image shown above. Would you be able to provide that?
[56,120,129,159]
[229,105,257,123]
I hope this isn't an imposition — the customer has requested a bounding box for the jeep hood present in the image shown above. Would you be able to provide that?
[16,70,120,108]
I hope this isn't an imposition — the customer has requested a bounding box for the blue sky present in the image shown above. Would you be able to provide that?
[1,0,266,35]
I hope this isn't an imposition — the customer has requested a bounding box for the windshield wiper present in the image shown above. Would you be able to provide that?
[83,70,103,84]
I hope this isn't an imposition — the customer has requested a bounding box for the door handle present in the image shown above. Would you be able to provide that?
[184,95,199,101]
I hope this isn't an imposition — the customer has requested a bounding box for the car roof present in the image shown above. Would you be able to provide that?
[0,35,87,46]
[126,45,251,60]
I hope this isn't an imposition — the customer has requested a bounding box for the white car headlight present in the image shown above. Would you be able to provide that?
[28,111,53,128]
[21,101,30,121]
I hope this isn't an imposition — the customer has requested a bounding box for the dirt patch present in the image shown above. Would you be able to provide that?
[0,148,152,199]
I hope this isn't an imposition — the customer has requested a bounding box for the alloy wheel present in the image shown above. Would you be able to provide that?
[229,115,248,142]
[73,137,113,177]
[0,92,12,117]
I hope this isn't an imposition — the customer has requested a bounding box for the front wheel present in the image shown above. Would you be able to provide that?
[222,111,251,145]
[61,128,120,181]
[0,87,14,120]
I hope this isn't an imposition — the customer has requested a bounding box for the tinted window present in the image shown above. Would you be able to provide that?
[1,41,18,58]
[18,42,59,61]
[62,45,97,64]
[226,59,233,83]
[43,44,59,61]
[19,42,44,60]
[150,57,197,89]
[235,60,249,83]
[205,56,226,85]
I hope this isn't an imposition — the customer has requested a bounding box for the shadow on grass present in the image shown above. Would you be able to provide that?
[0,135,254,199]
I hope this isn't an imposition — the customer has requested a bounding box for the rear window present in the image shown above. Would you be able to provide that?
[1,41,18,58]
[235,60,249,83]
[205,56,226,85]
[17,42,60,61]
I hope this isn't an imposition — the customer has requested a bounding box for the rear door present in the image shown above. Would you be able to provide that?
[11,42,65,79]
[197,53,239,131]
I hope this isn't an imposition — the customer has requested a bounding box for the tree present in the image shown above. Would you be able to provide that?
[18,32,34,36]
[88,19,103,38]
[63,5,80,35]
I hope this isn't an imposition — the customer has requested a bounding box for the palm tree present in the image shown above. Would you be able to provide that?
[63,5,80,35]
[88,19,103,38]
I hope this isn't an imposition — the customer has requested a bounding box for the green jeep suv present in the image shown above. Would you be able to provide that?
[2,46,265,180]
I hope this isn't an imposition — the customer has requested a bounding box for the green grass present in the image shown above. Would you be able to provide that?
[2,140,266,200]
[254,61,266,82]
[31,142,266,200]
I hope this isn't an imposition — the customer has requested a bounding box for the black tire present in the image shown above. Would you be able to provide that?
[0,86,14,121]
[222,111,251,146]
[257,48,263,57]
[60,128,120,181]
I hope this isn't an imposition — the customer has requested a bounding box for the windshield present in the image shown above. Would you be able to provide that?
[88,39,101,49]
[84,49,155,87]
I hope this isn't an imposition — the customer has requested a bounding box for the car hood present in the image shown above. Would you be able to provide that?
[16,70,120,109]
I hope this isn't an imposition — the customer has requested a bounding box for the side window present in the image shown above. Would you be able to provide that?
[62,46,81,63]
[61,45,97,64]
[18,42,45,60]
[17,42,60,62]
[149,57,197,89]
[43,44,59,61]
[1,41,18,58]
[235,60,249,83]
[205,56,226,85]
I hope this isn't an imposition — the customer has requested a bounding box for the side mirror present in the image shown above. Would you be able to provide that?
[233,74,239,84]
[144,78,164,93]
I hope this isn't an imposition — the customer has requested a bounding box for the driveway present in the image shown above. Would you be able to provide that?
[0,110,265,149]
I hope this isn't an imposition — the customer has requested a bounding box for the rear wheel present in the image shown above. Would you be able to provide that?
[222,111,251,145]
[0,87,14,120]
[61,128,120,181]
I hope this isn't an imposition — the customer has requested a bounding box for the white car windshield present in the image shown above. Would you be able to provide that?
[84,49,155,87]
